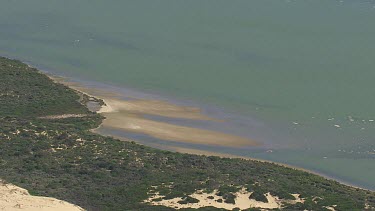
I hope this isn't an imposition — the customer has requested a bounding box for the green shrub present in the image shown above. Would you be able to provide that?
[249,191,268,203]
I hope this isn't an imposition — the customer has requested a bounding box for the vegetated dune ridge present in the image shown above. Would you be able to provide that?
[0,180,83,211]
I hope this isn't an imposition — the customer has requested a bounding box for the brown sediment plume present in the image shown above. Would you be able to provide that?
[54,78,260,147]
[99,112,259,147]
[48,74,373,192]
[98,98,220,121]
[60,80,219,120]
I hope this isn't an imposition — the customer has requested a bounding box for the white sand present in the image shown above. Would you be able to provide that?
[324,205,337,211]
[144,188,304,210]
[0,181,83,211]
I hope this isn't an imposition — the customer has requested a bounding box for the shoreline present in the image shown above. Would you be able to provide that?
[2,55,372,192]
[54,76,261,148]
[48,72,373,192]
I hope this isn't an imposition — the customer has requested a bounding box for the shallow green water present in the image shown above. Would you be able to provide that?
[1,0,374,189]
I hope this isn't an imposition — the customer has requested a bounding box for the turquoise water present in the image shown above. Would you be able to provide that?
[1,0,374,189]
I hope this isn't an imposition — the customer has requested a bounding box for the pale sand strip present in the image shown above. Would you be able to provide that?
[39,114,87,119]
[0,180,83,211]
[162,146,256,159]
[163,146,328,174]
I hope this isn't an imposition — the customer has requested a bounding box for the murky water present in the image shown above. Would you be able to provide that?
[1,0,374,189]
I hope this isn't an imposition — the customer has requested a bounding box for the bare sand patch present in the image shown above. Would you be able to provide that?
[144,187,304,210]
[324,205,337,211]
[0,180,83,211]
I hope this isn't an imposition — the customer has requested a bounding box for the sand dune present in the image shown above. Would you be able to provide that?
[0,180,83,211]
[144,187,304,210]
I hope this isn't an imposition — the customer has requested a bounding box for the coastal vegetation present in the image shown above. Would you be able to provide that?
[0,56,374,210]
